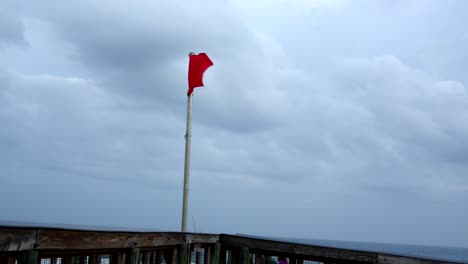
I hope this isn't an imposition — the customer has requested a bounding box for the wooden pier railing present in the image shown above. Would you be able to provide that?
[0,226,461,264]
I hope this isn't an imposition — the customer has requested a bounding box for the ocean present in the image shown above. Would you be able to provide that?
[267,236,468,263]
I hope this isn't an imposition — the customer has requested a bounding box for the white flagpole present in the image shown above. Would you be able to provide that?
[181,90,193,232]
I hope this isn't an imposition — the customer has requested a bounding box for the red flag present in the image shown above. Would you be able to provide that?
[187,53,213,96]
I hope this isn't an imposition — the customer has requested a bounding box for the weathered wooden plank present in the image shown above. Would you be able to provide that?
[220,235,377,263]
[186,234,220,244]
[0,228,36,251]
[36,230,177,249]
[34,230,218,250]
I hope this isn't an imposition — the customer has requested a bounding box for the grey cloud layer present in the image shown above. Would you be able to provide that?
[0,0,467,247]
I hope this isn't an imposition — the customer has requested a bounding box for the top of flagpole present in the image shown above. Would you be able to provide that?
[188,52,195,97]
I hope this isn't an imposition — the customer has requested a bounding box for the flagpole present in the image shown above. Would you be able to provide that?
[181,93,193,232]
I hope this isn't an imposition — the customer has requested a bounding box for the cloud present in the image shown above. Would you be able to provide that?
[22,0,294,134]
[1,71,179,186]
[0,70,9,102]
[1,0,468,248]
[0,3,27,48]
[333,55,468,166]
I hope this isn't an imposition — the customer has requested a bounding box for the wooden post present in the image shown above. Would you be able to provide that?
[0,256,16,264]
[90,254,98,264]
[163,248,177,264]
[155,250,162,264]
[193,244,202,264]
[219,247,227,264]
[145,252,152,264]
[239,247,249,264]
[177,244,188,264]
[209,243,221,264]
[288,257,297,264]
[171,248,178,264]
[226,250,232,264]
[126,248,140,264]
[110,252,120,264]
[22,251,38,264]
[163,249,171,264]
[71,256,79,264]
[229,248,238,264]
[254,253,262,264]
[204,246,211,264]
[61,256,71,264]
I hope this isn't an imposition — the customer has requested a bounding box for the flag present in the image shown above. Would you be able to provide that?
[187,52,213,96]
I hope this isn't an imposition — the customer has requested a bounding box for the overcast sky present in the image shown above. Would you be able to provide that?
[1,0,467,248]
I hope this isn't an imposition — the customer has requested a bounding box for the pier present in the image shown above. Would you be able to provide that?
[0,225,461,264]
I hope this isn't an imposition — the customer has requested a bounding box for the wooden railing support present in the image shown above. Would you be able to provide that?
[209,243,221,264]
[177,244,188,264]
[126,248,140,264]
[0,256,16,264]
[18,250,39,264]
[229,249,238,264]
[254,253,262,264]
[288,257,297,264]
[21,251,38,264]
[204,246,211,264]
[219,247,227,264]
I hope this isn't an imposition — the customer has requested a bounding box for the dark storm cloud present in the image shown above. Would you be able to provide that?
[23,0,284,133]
